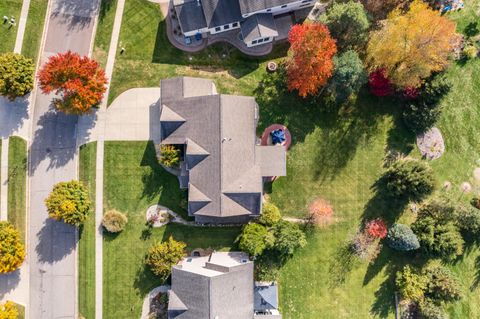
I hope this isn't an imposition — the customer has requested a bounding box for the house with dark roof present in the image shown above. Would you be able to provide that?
[172,0,315,48]
[160,77,286,224]
[167,252,282,318]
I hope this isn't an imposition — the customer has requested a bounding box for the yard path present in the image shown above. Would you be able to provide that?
[92,0,126,318]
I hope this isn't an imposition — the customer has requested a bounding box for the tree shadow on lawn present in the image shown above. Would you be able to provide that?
[139,141,188,218]
[327,242,358,288]
[133,263,165,299]
[151,20,288,79]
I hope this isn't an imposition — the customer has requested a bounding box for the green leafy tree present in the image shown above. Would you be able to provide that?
[412,200,464,261]
[145,236,186,280]
[321,0,370,50]
[273,220,307,258]
[238,223,275,257]
[328,50,368,102]
[45,181,92,226]
[0,222,25,274]
[259,202,281,226]
[0,301,19,319]
[396,265,427,302]
[423,261,462,302]
[386,223,420,251]
[159,145,180,168]
[102,210,128,233]
[384,157,436,200]
[0,53,34,101]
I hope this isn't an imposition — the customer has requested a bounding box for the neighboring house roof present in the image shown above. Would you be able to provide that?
[241,13,279,42]
[254,282,279,311]
[168,252,254,319]
[160,77,286,221]
[174,0,207,33]
[201,0,242,28]
[239,0,301,15]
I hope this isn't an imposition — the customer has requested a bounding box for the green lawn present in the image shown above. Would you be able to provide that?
[0,0,22,53]
[7,136,27,242]
[102,141,241,318]
[14,302,25,319]
[96,0,480,318]
[78,142,97,319]
[93,0,118,68]
[21,0,48,63]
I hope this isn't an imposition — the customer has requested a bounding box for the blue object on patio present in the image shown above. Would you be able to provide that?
[195,33,202,41]
[271,129,286,145]
[185,37,192,45]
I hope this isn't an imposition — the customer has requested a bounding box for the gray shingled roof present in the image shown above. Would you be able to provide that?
[173,0,207,33]
[254,283,279,311]
[160,77,286,221]
[241,13,278,42]
[239,0,301,15]
[201,0,242,28]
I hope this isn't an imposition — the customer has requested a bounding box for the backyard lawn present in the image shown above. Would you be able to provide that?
[0,0,22,53]
[78,142,97,319]
[102,141,241,318]
[7,136,27,242]
[93,0,480,317]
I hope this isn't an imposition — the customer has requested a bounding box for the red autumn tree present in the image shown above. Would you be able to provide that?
[368,69,394,97]
[286,23,337,98]
[38,51,108,114]
[365,218,388,239]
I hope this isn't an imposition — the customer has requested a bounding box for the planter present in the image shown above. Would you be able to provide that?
[266,61,277,73]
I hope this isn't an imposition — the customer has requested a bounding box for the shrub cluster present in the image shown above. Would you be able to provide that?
[102,210,128,233]
[0,222,25,274]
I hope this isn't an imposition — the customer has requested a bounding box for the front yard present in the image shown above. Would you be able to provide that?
[81,0,480,317]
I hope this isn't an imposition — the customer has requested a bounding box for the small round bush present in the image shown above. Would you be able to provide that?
[419,300,448,319]
[0,222,25,273]
[384,158,436,200]
[237,223,274,257]
[471,197,480,210]
[463,44,478,59]
[387,223,420,251]
[365,218,387,239]
[308,198,334,226]
[0,300,19,318]
[145,236,186,280]
[273,220,307,259]
[423,262,462,302]
[159,145,180,168]
[0,52,34,100]
[395,265,427,302]
[259,202,281,226]
[102,210,128,233]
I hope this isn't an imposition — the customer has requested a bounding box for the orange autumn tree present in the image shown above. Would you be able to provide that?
[286,23,337,98]
[38,51,108,114]
[367,0,458,88]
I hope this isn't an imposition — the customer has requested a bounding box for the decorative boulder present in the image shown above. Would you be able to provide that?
[416,127,445,160]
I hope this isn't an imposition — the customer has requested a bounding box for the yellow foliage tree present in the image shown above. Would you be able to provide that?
[367,0,459,88]
[0,301,19,319]
[0,222,25,274]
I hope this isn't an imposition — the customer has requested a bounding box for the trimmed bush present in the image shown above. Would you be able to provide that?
[102,210,128,233]
[387,223,420,251]
[365,218,388,239]
[259,202,281,226]
[463,44,478,59]
[272,220,307,259]
[423,262,462,302]
[384,158,435,200]
[159,145,180,168]
[45,180,92,226]
[0,53,34,100]
[419,300,448,319]
[238,223,275,257]
[307,198,334,226]
[145,236,186,280]
[0,300,19,319]
[0,222,25,274]
[396,265,427,302]
[456,203,480,234]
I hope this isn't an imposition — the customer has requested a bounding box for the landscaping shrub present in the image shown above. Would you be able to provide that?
[0,222,25,274]
[259,202,281,226]
[0,52,34,101]
[463,44,478,59]
[386,223,420,251]
[307,198,334,226]
[456,203,480,234]
[396,265,427,302]
[254,253,281,281]
[365,218,388,239]
[320,0,370,50]
[102,210,128,233]
[159,145,180,168]
[423,262,462,302]
[384,158,436,200]
[328,50,368,102]
[419,300,448,319]
[351,230,382,261]
[145,236,186,280]
[412,203,464,261]
[421,74,452,106]
[272,221,307,259]
[368,69,394,97]
[0,300,18,319]
[471,197,480,210]
[45,180,92,226]
[237,223,275,257]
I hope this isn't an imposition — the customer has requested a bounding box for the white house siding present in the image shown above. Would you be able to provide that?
[241,0,314,18]
[246,37,273,48]
[208,21,241,34]
[183,27,209,37]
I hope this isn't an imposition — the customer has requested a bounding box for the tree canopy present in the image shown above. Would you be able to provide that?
[0,53,34,101]
[286,23,337,97]
[38,51,108,114]
[328,50,368,102]
[367,0,458,88]
[0,301,19,319]
[238,223,275,257]
[0,222,25,274]
[145,236,186,280]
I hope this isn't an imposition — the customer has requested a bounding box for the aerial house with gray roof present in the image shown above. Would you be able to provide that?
[172,0,315,48]
[159,77,286,224]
